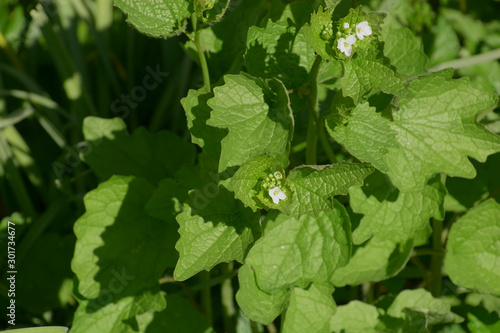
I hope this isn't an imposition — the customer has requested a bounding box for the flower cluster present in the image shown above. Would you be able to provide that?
[336,21,372,57]
[261,171,287,204]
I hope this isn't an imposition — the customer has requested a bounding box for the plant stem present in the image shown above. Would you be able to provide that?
[201,271,213,327]
[192,13,211,92]
[428,48,500,72]
[306,55,322,165]
[430,218,444,297]
[221,263,236,333]
[36,4,97,123]
[362,282,374,303]
[189,14,213,323]
[0,131,37,218]
[318,116,337,163]
[266,322,278,333]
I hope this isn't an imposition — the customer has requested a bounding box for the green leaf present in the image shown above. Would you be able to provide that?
[286,162,374,218]
[333,8,409,102]
[349,172,445,244]
[270,0,314,28]
[459,61,500,96]
[466,293,500,317]
[324,0,341,10]
[137,294,214,332]
[380,27,428,77]
[174,186,261,281]
[245,19,316,89]
[339,43,410,103]
[235,263,289,325]
[330,301,380,333]
[246,206,350,294]
[143,167,202,268]
[388,71,500,191]
[302,7,335,60]
[468,307,500,333]
[387,289,463,329]
[71,288,166,333]
[72,176,172,300]
[199,0,230,25]
[83,117,195,185]
[428,16,460,68]
[282,284,336,333]
[326,101,396,173]
[230,154,285,212]
[331,237,413,287]
[182,0,267,81]
[113,0,190,38]
[328,71,500,192]
[144,166,201,223]
[445,199,500,296]
[181,88,224,158]
[206,73,294,173]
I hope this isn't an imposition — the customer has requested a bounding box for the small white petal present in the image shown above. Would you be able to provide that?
[269,187,286,204]
[343,22,349,29]
[356,21,372,40]
[346,34,356,45]
[337,38,346,51]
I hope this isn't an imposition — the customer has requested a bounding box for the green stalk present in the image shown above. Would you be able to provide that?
[221,262,236,333]
[191,11,213,327]
[428,48,500,72]
[73,0,121,96]
[430,218,444,297]
[200,271,213,327]
[0,134,37,218]
[35,5,97,123]
[0,89,71,121]
[266,323,278,333]
[191,13,211,92]
[306,55,322,165]
[318,115,337,163]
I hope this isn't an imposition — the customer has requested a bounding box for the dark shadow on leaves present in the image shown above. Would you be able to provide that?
[187,185,259,236]
[360,170,399,203]
[82,177,172,314]
[245,20,309,90]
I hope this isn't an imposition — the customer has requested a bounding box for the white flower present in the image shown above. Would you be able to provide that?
[343,22,349,29]
[269,187,287,204]
[337,35,356,57]
[355,21,372,40]
[274,171,283,180]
